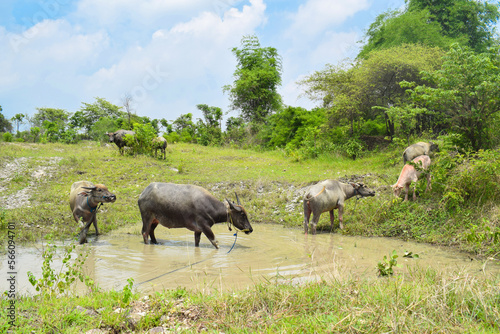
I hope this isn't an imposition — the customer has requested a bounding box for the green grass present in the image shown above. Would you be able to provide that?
[1,141,500,333]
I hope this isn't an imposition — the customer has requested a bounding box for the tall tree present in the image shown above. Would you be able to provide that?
[11,113,25,133]
[224,35,283,124]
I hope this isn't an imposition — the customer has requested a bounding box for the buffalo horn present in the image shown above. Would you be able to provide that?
[235,192,241,205]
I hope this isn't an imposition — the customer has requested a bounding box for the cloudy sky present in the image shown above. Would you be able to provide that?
[0,0,405,130]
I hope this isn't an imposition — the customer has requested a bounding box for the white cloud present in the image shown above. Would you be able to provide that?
[287,0,370,39]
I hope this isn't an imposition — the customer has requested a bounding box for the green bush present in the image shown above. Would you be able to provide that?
[2,132,13,142]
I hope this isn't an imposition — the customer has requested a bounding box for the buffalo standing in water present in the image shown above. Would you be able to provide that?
[303,180,375,235]
[138,182,253,249]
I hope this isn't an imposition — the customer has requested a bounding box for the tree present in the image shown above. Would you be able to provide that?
[359,0,500,58]
[70,97,124,135]
[404,44,500,150]
[11,113,25,133]
[122,94,134,129]
[224,35,283,123]
[300,44,444,137]
[172,113,195,142]
[195,104,223,146]
[33,108,69,128]
[359,9,454,58]
[406,0,500,52]
[0,106,13,133]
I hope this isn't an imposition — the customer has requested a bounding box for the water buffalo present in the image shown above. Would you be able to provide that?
[138,182,253,249]
[152,136,167,159]
[393,155,431,201]
[106,130,136,155]
[303,180,376,235]
[403,141,439,164]
[69,181,116,244]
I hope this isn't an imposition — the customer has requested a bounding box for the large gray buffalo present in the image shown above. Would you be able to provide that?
[106,130,136,155]
[138,182,253,249]
[303,180,375,235]
[403,141,439,164]
[69,181,116,244]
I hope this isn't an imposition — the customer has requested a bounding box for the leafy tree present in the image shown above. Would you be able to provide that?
[70,97,124,135]
[33,108,69,129]
[224,35,283,123]
[403,44,500,150]
[359,0,499,58]
[196,104,223,146]
[0,107,13,133]
[11,113,25,133]
[301,44,444,137]
[172,113,195,141]
[264,107,326,149]
[406,0,500,52]
[359,9,454,58]
[225,116,246,144]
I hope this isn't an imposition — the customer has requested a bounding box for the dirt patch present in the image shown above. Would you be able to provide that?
[0,157,62,209]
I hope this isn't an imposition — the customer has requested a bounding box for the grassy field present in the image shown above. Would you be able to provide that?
[1,141,499,333]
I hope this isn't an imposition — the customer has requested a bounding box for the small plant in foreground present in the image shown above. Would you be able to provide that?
[27,242,91,295]
[377,250,400,276]
[121,278,135,306]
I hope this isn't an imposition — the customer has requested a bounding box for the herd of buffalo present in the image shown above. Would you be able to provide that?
[69,132,439,247]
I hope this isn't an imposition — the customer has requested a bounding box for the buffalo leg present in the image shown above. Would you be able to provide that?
[93,215,99,235]
[311,212,321,235]
[303,201,312,234]
[149,221,159,244]
[338,205,344,229]
[194,231,202,246]
[79,219,93,244]
[329,210,335,232]
[201,226,219,249]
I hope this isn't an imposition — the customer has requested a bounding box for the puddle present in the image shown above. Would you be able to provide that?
[2,224,499,295]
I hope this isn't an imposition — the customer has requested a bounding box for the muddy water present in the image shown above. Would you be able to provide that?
[2,224,499,295]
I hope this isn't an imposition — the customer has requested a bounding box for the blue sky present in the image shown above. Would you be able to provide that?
[0,0,405,130]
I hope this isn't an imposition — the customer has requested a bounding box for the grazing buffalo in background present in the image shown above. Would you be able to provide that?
[152,136,167,159]
[393,155,431,201]
[138,182,253,249]
[403,141,439,164]
[106,130,136,155]
[69,181,116,244]
[303,180,376,235]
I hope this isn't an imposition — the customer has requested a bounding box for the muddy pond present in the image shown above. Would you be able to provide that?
[2,223,499,295]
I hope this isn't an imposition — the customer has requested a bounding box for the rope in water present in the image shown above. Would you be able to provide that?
[137,232,239,286]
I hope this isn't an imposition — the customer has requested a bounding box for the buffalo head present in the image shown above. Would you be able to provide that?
[226,193,253,234]
[81,185,117,204]
[350,182,376,197]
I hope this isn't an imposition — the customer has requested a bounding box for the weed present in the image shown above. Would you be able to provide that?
[26,243,91,296]
[121,278,135,306]
[377,250,400,276]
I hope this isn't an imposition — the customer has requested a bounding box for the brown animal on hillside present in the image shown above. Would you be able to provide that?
[402,141,439,164]
[69,181,116,244]
[392,155,431,201]
[303,180,376,235]
[152,136,167,159]
[138,182,253,249]
[106,130,136,155]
